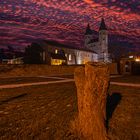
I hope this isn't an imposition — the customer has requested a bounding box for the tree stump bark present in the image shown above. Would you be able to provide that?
[72,62,110,140]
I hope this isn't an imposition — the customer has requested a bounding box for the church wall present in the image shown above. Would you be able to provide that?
[62,48,76,65]
[75,50,98,64]
[41,43,98,65]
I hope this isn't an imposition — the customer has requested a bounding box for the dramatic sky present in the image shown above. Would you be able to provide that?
[0,0,140,51]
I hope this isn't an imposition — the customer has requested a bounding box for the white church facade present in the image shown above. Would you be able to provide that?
[37,18,110,65]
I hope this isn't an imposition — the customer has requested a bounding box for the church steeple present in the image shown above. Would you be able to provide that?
[99,18,107,31]
[85,23,93,35]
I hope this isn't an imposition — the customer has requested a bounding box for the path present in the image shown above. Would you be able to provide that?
[0,76,139,89]
[0,79,74,89]
[110,82,140,88]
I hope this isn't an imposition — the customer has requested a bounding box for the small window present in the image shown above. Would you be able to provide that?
[55,49,58,54]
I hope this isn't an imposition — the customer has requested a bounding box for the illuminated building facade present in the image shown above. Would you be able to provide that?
[120,54,140,75]
[38,40,98,65]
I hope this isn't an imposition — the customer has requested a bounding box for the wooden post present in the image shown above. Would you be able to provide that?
[72,62,110,140]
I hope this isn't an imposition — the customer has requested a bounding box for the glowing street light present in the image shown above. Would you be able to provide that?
[135,58,140,62]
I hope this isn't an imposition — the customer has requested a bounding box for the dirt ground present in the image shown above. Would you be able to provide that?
[0,77,140,140]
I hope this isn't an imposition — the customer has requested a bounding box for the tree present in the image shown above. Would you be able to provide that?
[23,43,44,64]
[0,48,5,62]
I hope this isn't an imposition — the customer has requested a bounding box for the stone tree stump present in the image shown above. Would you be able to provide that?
[72,62,110,140]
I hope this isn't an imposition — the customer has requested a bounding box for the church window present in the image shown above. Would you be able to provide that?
[65,54,67,57]
[43,51,46,61]
[69,54,72,61]
[55,49,58,54]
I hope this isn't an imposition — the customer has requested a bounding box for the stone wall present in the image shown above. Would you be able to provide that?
[0,63,118,77]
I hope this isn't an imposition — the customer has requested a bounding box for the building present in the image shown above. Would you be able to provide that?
[38,40,98,65]
[2,57,23,64]
[84,18,110,62]
[0,47,24,64]
[29,18,110,65]
[120,54,140,75]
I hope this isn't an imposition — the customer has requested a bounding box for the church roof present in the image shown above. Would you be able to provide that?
[85,24,93,35]
[99,18,107,30]
[41,40,97,54]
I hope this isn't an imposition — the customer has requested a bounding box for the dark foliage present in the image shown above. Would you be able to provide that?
[23,43,44,64]
[132,62,140,75]
[0,49,5,61]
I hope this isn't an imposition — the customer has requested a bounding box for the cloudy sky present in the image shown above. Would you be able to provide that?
[0,0,140,51]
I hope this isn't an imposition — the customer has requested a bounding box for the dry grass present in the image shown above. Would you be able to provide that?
[0,82,78,140]
[0,77,139,140]
[108,85,140,140]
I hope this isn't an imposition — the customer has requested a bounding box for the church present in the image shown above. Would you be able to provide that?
[84,18,110,62]
[37,18,110,65]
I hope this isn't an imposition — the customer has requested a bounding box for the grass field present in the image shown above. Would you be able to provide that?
[0,83,78,140]
[108,85,140,140]
[111,75,140,84]
[0,76,139,140]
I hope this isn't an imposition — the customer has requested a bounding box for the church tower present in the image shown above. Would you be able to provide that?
[84,24,93,48]
[99,18,109,62]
